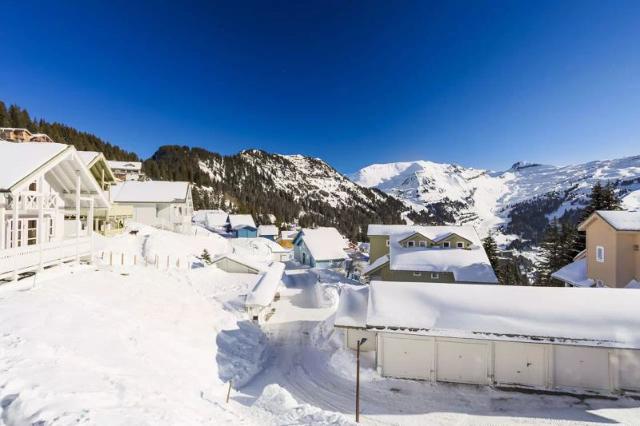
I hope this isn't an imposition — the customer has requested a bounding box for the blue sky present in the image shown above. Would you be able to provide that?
[1,1,639,173]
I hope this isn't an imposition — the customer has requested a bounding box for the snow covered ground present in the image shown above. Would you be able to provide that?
[1,226,639,425]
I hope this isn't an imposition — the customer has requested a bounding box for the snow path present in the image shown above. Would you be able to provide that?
[235,266,640,425]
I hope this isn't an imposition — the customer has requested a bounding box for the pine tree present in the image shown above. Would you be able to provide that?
[482,233,501,280]
[601,181,621,211]
[200,249,212,265]
[536,220,564,286]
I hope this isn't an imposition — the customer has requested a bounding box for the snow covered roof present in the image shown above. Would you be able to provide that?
[245,262,285,307]
[364,226,497,283]
[591,210,640,231]
[229,214,256,229]
[107,160,142,171]
[296,227,348,261]
[626,279,640,289]
[367,224,480,244]
[279,230,298,240]
[258,225,278,236]
[366,281,640,349]
[0,141,69,190]
[210,253,266,273]
[551,258,594,288]
[363,254,389,275]
[111,181,190,203]
[77,150,101,166]
[334,285,369,329]
[205,211,228,227]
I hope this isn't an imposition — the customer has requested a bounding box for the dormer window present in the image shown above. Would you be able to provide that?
[596,246,605,263]
[457,242,464,248]
[442,242,450,248]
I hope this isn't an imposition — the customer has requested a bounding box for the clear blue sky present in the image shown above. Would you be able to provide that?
[1,1,639,173]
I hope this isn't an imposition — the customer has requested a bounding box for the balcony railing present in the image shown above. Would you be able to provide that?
[0,237,91,278]
[8,191,61,210]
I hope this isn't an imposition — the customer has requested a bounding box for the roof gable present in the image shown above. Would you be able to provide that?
[0,142,69,191]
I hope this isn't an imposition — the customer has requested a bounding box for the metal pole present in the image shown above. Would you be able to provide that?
[226,380,233,403]
[356,338,367,423]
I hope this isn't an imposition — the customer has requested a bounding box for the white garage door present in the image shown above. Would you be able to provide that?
[133,205,157,225]
[381,335,433,380]
[436,340,489,385]
[554,346,611,391]
[618,349,640,391]
[494,342,546,388]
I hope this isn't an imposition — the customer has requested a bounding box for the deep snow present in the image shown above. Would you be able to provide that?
[1,225,639,425]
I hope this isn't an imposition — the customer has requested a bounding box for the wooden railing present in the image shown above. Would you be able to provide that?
[0,237,91,278]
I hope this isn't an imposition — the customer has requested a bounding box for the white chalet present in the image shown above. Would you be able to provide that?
[107,160,144,182]
[110,181,193,234]
[0,142,109,279]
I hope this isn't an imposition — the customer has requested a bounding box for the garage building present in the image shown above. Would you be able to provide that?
[334,281,640,395]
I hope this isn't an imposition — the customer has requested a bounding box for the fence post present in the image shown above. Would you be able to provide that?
[226,380,233,403]
[155,254,159,269]
[110,252,113,266]
[166,256,169,269]
[177,258,180,269]
[134,255,137,265]
[121,253,124,266]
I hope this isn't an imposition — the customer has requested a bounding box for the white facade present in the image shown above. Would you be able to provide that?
[107,160,143,181]
[373,333,639,393]
[110,181,193,233]
[335,281,640,395]
[0,142,110,279]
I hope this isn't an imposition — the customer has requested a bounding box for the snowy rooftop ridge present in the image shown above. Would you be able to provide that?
[111,181,190,203]
[245,262,285,307]
[229,214,256,229]
[0,141,70,190]
[594,210,640,231]
[296,227,348,261]
[550,258,594,287]
[365,281,640,349]
[257,224,278,236]
[367,224,481,245]
[107,160,142,170]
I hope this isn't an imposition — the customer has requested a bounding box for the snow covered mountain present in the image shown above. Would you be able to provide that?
[144,146,405,240]
[352,156,640,245]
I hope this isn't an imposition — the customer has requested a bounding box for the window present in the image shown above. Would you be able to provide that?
[457,242,464,248]
[385,239,389,247]
[413,272,421,277]
[26,219,37,245]
[407,241,415,247]
[28,182,37,191]
[442,242,450,248]
[419,241,426,247]
[596,246,605,263]
[431,272,439,279]
[48,217,55,242]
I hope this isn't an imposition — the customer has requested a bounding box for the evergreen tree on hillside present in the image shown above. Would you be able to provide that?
[482,234,499,272]
[536,220,564,286]
[573,180,622,253]
[0,100,139,161]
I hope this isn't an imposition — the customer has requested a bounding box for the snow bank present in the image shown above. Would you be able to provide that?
[254,384,356,426]
[367,281,640,348]
[216,321,270,388]
[246,262,285,307]
[142,225,231,262]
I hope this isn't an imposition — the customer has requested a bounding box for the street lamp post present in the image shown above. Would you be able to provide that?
[356,337,367,423]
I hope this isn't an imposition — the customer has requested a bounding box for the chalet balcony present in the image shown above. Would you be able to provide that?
[0,236,92,279]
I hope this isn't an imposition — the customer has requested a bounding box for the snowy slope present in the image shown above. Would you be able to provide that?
[352,155,640,242]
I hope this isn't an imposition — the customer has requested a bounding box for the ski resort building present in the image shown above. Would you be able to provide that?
[277,230,298,248]
[335,280,640,395]
[0,128,55,143]
[107,160,144,182]
[110,181,193,234]
[204,210,229,231]
[552,210,640,288]
[78,151,133,236]
[257,224,278,241]
[227,214,257,238]
[0,142,110,279]
[292,227,348,269]
[363,224,498,284]
[245,261,286,324]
